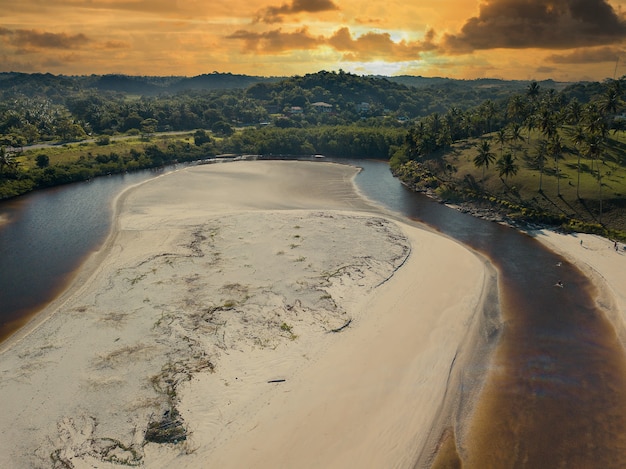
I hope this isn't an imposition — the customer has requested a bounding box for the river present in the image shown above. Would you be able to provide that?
[1,158,626,467]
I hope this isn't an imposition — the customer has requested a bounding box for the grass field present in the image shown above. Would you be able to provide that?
[441,127,626,234]
[16,132,196,171]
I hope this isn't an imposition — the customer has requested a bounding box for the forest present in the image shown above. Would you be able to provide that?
[0,70,624,238]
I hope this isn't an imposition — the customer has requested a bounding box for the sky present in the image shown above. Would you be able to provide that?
[3,0,626,82]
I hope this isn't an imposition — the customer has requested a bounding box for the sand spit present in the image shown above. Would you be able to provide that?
[0,161,489,468]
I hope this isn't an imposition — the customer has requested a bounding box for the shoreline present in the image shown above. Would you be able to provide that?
[0,161,493,468]
[1,160,624,467]
[529,229,626,342]
[0,170,176,354]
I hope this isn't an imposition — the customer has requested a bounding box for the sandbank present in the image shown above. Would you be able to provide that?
[0,161,490,468]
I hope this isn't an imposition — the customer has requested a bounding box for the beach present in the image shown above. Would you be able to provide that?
[1,159,623,468]
[531,230,626,343]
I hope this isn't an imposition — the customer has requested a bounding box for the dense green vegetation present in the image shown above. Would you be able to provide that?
[1,70,625,238]
[390,79,626,239]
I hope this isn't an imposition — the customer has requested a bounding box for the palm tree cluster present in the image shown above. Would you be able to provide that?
[400,78,625,224]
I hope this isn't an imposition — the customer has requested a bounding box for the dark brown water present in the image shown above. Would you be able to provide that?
[1,159,626,466]
[351,161,626,467]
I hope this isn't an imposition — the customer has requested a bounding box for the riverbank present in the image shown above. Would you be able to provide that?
[530,230,626,339]
[0,161,490,468]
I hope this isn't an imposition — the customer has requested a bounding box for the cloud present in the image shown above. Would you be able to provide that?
[328,27,437,61]
[442,0,626,53]
[548,46,624,63]
[0,28,91,51]
[255,0,339,23]
[226,25,438,61]
[226,27,323,53]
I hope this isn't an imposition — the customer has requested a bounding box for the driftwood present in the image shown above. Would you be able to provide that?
[329,318,352,333]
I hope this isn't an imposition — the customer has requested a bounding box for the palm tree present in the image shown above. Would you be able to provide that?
[508,123,524,157]
[539,108,557,140]
[549,134,563,197]
[496,152,519,185]
[524,114,537,145]
[507,94,527,124]
[527,81,541,108]
[599,83,620,117]
[583,102,609,140]
[534,139,548,192]
[571,125,586,198]
[567,98,582,125]
[480,100,496,134]
[473,140,496,187]
[583,132,606,223]
[496,128,508,156]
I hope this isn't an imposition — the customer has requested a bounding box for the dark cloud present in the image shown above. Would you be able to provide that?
[548,46,624,63]
[255,0,339,24]
[226,27,322,53]
[0,28,91,50]
[443,0,626,53]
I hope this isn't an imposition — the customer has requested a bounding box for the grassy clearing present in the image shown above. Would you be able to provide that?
[16,132,195,170]
[439,127,626,236]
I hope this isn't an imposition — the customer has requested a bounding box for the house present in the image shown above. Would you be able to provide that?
[311,102,333,113]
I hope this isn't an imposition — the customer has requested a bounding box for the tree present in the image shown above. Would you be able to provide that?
[571,126,586,198]
[473,140,496,187]
[496,152,519,184]
[527,81,540,101]
[193,129,212,146]
[585,133,605,222]
[0,146,17,177]
[599,82,620,117]
[524,113,537,145]
[140,118,158,139]
[507,94,527,124]
[508,123,524,157]
[36,154,50,168]
[479,100,496,134]
[496,128,508,157]
[212,121,234,136]
[534,139,548,193]
[538,108,557,140]
[549,134,563,197]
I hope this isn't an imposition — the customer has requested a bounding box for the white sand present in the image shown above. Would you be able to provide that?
[0,161,490,468]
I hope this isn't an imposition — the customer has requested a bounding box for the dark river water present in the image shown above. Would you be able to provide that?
[1,159,626,467]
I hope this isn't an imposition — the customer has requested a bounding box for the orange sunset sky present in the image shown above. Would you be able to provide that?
[3,0,626,82]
